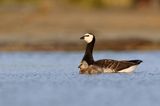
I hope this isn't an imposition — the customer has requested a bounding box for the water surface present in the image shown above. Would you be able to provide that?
[0,51,160,106]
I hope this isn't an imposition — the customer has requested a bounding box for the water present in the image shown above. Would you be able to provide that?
[0,51,160,106]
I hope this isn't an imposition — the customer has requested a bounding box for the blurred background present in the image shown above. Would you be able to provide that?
[0,0,160,51]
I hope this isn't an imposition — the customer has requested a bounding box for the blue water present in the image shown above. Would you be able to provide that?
[0,51,160,106]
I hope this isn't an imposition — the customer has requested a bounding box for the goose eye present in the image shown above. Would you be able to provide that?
[86,35,89,37]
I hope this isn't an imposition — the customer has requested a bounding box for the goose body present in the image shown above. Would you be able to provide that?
[79,33,142,74]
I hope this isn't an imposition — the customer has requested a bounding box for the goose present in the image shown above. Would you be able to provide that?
[78,33,142,74]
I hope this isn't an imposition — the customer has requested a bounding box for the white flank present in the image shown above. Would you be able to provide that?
[103,68,115,73]
[118,65,137,73]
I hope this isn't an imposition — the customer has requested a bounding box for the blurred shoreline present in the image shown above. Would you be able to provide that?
[0,38,160,51]
[0,8,160,51]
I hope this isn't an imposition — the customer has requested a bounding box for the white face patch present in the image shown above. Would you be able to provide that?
[84,33,93,43]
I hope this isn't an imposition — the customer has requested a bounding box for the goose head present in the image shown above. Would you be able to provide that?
[80,33,95,43]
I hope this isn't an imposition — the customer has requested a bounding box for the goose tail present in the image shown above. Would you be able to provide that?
[129,60,143,65]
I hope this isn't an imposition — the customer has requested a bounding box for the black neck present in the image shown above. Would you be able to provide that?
[82,38,95,65]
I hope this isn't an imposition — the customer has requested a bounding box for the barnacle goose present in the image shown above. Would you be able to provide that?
[78,33,142,74]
